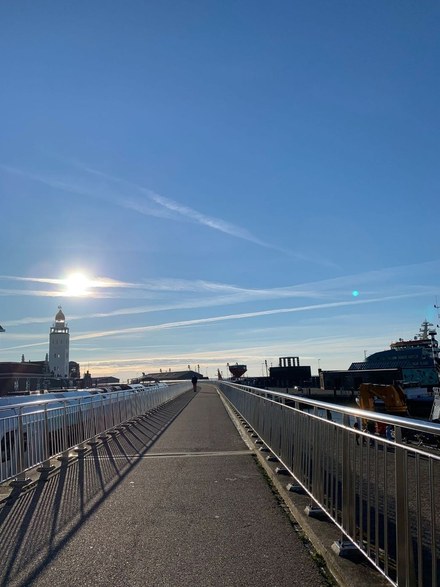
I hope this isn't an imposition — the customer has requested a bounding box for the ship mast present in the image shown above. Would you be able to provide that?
[434,302,440,381]
[418,320,433,340]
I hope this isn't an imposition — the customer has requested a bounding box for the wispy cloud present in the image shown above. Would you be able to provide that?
[147,191,287,252]
[0,274,144,301]
[1,162,323,262]
[63,290,440,343]
[82,334,387,367]
[1,260,438,327]
[0,288,61,298]
[79,164,295,254]
[1,290,428,352]
[0,275,141,289]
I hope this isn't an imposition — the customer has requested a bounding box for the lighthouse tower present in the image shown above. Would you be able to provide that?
[49,306,70,378]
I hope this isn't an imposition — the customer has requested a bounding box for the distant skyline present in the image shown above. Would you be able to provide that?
[1,2,439,381]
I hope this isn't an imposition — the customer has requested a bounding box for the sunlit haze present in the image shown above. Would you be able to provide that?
[63,273,91,297]
[1,3,439,382]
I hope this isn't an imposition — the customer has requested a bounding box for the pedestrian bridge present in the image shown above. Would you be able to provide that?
[0,382,439,587]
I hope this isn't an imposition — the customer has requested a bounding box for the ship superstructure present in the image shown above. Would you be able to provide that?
[228,363,247,379]
[349,321,440,388]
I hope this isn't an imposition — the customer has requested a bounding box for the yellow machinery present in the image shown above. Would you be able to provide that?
[357,383,409,435]
[357,383,408,416]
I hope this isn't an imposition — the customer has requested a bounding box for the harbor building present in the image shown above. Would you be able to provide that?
[0,360,49,396]
[239,356,315,389]
[0,307,117,395]
[49,306,70,378]
[269,356,311,388]
[0,308,71,395]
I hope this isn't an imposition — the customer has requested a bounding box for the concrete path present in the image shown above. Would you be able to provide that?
[0,383,331,587]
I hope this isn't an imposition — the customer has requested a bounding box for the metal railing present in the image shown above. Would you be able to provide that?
[218,382,440,587]
[0,382,191,485]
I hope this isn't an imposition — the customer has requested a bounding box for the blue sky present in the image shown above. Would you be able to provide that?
[1,1,439,381]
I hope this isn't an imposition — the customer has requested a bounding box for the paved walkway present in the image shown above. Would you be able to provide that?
[0,383,331,587]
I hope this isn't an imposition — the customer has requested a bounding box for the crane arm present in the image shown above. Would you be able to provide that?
[358,383,408,416]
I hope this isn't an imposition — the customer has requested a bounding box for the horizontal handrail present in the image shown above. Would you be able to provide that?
[218,381,440,587]
[234,383,440,435]
[0,383,191,485]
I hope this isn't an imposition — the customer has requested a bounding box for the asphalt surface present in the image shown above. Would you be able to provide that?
[0,384,331,587]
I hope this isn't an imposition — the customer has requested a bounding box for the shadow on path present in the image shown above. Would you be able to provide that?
[0,391,195,587]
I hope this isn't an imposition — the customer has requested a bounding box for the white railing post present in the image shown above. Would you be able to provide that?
[11,407,32,486]
[37,404,55,472]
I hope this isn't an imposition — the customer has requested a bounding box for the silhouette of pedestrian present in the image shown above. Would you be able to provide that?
[354,422,360,445]
[191,375,198,392]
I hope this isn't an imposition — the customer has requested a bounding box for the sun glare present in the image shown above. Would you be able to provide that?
[64,272,91,297]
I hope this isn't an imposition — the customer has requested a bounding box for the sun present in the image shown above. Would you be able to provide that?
[64,272,91,297]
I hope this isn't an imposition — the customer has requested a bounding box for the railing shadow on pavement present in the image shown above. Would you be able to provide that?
[0,390,195,587]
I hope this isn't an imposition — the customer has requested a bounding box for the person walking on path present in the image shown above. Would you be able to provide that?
[191,375,198,392]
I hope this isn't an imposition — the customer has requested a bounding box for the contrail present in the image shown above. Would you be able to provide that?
[1,291,427,351]
[1,263,436,327]
[46,160,333,261]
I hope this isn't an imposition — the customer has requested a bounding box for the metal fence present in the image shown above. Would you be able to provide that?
[218,382,440,587]
[0,382,191,485]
